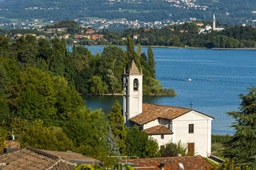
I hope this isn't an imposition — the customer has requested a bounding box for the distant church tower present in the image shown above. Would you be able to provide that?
[122,60,143,124]
[213,13,216,31]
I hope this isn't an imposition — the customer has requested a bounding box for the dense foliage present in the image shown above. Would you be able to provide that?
[223,87,256,169]
[125,125,159,158]
[0,35,166,166]
[107,100,126,156]
[159,141,188,157]
[0,34,173,96]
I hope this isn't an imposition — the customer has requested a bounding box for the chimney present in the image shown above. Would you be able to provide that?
[159,163,164,170]
[4,147,19,153]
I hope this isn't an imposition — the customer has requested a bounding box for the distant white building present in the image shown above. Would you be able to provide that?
[123,60,213,157]
[198,24,212,34]
[199,14,224,34]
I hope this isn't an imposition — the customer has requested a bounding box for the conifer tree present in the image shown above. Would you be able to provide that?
[224,87,256,169]
[126,36,135,62]
[147,46,156,78]
[126,36,140,69]
[107,100,126,155]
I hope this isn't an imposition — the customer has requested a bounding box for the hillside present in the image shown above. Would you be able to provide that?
[0,0,256,28]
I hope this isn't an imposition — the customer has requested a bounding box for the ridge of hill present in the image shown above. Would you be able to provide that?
[0,0,256,28]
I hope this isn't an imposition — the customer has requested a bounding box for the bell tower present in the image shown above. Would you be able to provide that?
[123,60,143,124]
[213,13,216,31]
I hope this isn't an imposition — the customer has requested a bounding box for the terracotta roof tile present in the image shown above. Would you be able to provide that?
[143,125,173,135]
[0,147,102,170]
[0,147,76,170]
[130,103,191,125]
[121,156,213,170]
[40,149,101,164]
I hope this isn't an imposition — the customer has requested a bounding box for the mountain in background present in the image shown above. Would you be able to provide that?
[0,0,256,28]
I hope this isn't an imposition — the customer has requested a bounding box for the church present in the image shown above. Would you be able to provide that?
[122,60,213,157]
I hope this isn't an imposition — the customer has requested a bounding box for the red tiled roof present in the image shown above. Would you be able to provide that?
[0,147,76,170]
[120,156,213,170]
[143,125,173,135]
[0,147,101,170]
[130,103,191,125]
[40,149,101,164]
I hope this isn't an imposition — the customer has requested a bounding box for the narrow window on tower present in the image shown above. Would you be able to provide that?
[189,124,194,133]
[133,79,139,91]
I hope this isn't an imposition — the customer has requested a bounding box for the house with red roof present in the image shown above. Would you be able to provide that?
[0,146,101,170]
[122,60,213,157]
[120,155,213,170]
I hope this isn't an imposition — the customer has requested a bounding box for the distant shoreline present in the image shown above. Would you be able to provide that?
[212,48,256,50]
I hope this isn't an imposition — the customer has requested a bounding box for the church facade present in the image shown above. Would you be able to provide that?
[123,60,213,157]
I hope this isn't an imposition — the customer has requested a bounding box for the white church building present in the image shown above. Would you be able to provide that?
[122,60,213,157]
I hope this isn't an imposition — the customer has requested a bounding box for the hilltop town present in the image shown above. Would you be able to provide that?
[0,0,256,29]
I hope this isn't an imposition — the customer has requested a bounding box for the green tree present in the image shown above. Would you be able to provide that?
[101,46,126,93]
[19,120,73,151]
[226,37,239,48]
[69,109,109,162]
[147,46,156,78]
[48,38,66,76]
[167,34,181,46]
[0,57,22,114]
[53,76,85,121]
[126,36,140,68]
[212,36,221,48]
[37,38,52,61]
[146,77,162,95]
[0,63,9,119]
[107,100,126,155]
[0,127,8,153]
[160,142,178,157]
[223,87,256,169]
[215,160,242,170]
[15,35,38,65]
[160,141,187,157]
[125,125,159,158]
[0,35,11,58]
[17,67,57,120]
[88,76,108,95]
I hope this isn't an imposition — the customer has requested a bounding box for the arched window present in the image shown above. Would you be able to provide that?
[133,79,139,90]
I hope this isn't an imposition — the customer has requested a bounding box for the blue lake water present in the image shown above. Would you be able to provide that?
[79,46,256,135]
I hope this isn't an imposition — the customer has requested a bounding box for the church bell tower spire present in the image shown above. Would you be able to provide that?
[122,60,143,124]
[213,13,216,31]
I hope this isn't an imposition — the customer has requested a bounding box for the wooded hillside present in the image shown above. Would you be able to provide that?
[0,0,256,26]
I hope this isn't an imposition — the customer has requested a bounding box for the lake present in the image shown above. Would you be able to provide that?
[78,46,256,135]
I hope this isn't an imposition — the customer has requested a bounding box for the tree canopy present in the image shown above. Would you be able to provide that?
[0,35,176,167]
[125,125,159,158]
[224,87,256,169]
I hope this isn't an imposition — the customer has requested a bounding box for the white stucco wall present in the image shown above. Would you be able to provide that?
[149,134,173,146]
[144,118,173,146]
[172,111,213,157]
[143,119,159,129]
[127,74,143,119]
[141,111,212,157]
